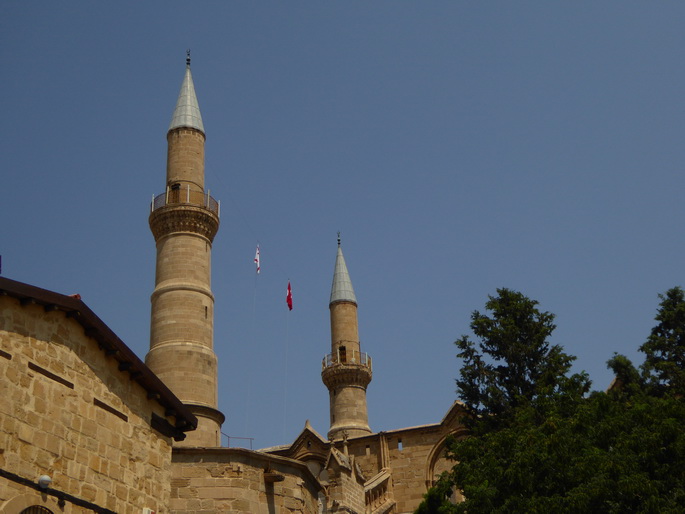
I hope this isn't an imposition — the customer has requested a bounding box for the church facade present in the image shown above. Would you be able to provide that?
[0,58,464,514]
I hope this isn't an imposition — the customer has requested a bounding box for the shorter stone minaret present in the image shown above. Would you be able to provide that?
[321,237,372,440]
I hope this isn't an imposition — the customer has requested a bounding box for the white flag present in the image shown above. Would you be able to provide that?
[254,245,260,274]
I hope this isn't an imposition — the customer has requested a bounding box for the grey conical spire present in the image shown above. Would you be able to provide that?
[330,237,357,305]
[168,52,205,133]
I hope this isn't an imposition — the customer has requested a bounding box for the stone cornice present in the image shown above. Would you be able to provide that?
[322,364,372,390]
[184,403,226,426]
[149,204,219,242]
[151,282,215,302]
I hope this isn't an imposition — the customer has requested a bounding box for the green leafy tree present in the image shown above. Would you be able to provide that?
[415,478,457,514]
[416,288,685,514]
[454,288,590,427]
[640,287,685,396]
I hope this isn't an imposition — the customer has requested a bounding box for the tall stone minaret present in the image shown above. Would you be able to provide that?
[146,54,224,447]
[322,237,372,440]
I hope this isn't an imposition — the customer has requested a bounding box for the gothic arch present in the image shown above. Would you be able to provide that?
[424,429,468,489]
[0,494,60,514]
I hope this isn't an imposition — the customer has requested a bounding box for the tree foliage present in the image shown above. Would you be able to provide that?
[640,287,685,397]
[454,288,589,428]
[417,288,685,514]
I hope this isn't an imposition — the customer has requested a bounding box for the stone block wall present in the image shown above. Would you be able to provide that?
[170,448,323,514]
[381,429,439,512]
[166,128,206,191]
[343,422,464,513]
[0,297,174,513]
[342,439,382,482]
[326,461,365,514]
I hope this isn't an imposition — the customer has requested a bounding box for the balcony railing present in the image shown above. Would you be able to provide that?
[151,185,220,216]
[322,349,372,371]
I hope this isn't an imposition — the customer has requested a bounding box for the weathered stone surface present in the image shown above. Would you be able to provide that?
[147,121,223,448]
[170,448,323,514]
[325,297,373,441]
[0,297,173,513]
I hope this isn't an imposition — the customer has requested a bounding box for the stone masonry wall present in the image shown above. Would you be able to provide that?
[0,297,174,513]
[345,423,462,514]
[171,447,323,514]
[326,462,365,514]
[166,128,206,191]
[382,429,441,512]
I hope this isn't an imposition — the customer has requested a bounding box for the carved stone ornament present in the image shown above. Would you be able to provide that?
[321,364,372,389]
[149,205,220,242]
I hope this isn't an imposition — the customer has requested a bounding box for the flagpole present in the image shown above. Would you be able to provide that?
[244,265,259,438]
[283,305,290,442]
[243,242,262,439]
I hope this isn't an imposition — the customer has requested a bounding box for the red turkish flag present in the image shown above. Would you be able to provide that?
[286,281,293,311]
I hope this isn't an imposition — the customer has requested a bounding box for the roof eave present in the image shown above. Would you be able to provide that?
[0,276,198,435]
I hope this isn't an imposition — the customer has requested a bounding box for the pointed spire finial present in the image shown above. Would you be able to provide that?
[169,51,204,133]
[330,234,356,304]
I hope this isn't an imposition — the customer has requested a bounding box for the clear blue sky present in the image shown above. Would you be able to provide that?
[2,2,685,449]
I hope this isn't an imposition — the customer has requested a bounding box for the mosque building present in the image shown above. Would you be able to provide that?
[0,57,465,514]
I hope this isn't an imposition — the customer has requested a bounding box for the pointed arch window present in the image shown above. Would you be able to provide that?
[21,507,54,514]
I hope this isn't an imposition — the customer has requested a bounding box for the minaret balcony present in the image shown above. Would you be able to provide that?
[321,349,372,389]
[149,186,220,243]
[322,349,372,371]
[151,186,220,216]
